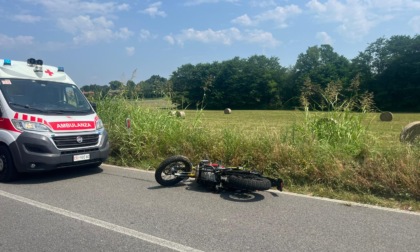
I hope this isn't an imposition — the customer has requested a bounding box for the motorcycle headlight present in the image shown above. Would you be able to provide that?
[12,119,51,132]
[96,119,104,130]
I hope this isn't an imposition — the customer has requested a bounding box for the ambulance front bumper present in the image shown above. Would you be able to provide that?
[9,130,110,172]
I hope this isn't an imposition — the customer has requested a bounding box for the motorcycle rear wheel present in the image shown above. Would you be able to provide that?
[155,155,192,186]
[225,174,272,191]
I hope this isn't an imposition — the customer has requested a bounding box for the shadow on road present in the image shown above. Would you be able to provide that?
[149,179,266,202]
[219,191,265,202]
[10,166,103,184]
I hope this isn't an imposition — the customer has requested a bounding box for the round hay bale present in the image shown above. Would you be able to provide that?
[176,111,186,119]
[224,108,232,114]
[380,111,393,121]
[400,121,420,144]
[168,110,177,116]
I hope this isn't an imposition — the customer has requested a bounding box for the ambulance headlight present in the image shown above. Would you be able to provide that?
[12,120,51,132]
[96,119,104,130]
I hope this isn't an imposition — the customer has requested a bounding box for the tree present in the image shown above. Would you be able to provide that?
[139,75,169,98]
[287,45,351,108]
[352,35,420,111]
[80,84,110,99]
[109,80,123,90]
[170,55,287,109]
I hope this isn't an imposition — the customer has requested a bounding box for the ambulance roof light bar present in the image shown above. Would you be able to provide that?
[27,58,43,66]
[27,58,44,72]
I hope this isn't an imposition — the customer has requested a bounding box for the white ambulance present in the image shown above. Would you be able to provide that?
[0,57,109,182]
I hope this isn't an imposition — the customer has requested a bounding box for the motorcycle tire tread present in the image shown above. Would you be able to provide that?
[155,155,192,186]
[225,174,272,191]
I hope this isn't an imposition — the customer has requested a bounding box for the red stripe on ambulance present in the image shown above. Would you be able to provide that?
[13,113,44,123]
[0,118,20,132]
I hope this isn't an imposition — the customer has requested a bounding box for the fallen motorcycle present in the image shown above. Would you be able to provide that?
[155,155,283,192]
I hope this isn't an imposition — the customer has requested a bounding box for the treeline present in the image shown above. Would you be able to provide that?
[81,35,420,112]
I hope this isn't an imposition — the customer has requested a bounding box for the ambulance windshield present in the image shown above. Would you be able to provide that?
[0,78,94,115]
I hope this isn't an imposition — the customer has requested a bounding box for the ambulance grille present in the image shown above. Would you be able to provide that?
[52,134,99,148]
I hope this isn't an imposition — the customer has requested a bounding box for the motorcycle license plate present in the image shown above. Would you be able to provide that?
[73,154,90,162]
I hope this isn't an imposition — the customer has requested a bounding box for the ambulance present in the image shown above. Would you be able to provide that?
[0,57,109,182]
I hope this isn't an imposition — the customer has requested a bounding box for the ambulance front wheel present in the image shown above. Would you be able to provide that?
[0,145,18,182]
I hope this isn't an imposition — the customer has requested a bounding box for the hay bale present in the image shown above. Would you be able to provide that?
[400,121,420,144]
[224,108,232,114]
[176,111,186,119]
[380,111,393,121]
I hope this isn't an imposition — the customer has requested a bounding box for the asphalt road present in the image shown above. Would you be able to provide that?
[1,164,419,252]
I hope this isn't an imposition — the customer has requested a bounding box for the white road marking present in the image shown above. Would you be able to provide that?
[0,190,203,252]
[268,190,420,216]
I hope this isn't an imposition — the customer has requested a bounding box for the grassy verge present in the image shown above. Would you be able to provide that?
[94,97,420,212]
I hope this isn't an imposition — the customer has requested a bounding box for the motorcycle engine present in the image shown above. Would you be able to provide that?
[199,166,217,182]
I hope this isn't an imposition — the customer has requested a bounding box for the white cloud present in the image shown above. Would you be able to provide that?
[0,34,34,47]
[13,14,42,23]
[142,2,166,17]
[139,29,156,41]
[164,35,176,45]
[232,14,254,26]
[250,0,276,8]
[58,15,133,44]
[233,5,302,28]
[116,27,134,40]
[306,0,327,12]
[16,0,132,46]
[181,28,242,45]
[306,0,417,40]
[29,0,129,16]
[165,27,279,48]
[409,16,420,32]
[117,3,130,11]
[125,47,135,56]
[316,31,334,45]
[184,0,239,6]
[246,30,280,48]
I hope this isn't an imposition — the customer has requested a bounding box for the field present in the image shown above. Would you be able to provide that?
[96,98,420,211]
[181,110,416,144]
[130,98,418,146]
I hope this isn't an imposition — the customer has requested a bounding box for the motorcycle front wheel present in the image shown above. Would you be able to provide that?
[155,155,192,186]
[225,174,272,191]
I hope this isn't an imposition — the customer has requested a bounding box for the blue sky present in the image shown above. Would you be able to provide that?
[1,0,419,86]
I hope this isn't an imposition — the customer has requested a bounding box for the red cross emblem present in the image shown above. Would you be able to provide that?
[45,69,54,76]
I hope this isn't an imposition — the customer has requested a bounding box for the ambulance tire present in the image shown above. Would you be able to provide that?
[0,145,18,182]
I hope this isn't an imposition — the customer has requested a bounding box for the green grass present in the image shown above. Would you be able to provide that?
[95,97,420,212]
[181,110,418,144]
